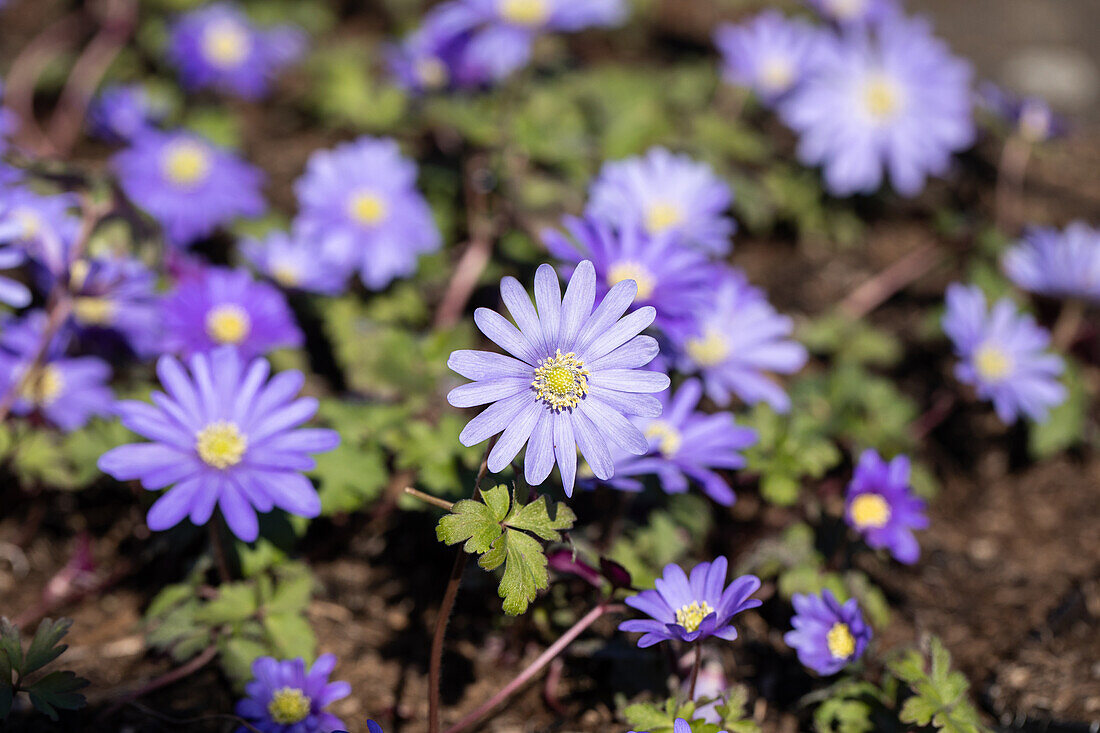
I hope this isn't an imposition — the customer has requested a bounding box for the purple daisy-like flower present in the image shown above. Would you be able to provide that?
[715,11,824,104]
[586,147,735,256]
[607,379,757,506]
[672,268,807,412]
[942,283,1066,424]
[438,0,628,83]
[618,557,761,647]
[0,187,81,276]
[295,136,441,291]
[113,129,265,247]
[162,266,302,359]
[977,82,1067,144]
[88,84,166,143]
[242,229,348,296]
[235,654,350,733]
[447,261,670,496]
[168,2,306,100]
[66,255,162,358]
[779,11,974,197]
[0,311,114,432]
[542,216,721,334]
[784,589,872,676]
[844,449,928,564]
[0,239,29,308]
[804,0,894,26]
[387,5,480,93]
[1003,222,1100,303]
[98,347,340,542]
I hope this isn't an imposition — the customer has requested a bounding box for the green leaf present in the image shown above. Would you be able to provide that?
[0,684,12,720]
[1029,358,1087,458]
[23,618,72,675]
[888,637,990,733]
[267,568,314,615]
[436,485,576,615]
[194,583,258,625]
[219,636,270,687]
[263,613,316,661]
[26,670,88,720]
[0,619,23,676]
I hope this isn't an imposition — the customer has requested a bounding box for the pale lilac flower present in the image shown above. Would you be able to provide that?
[1003,222,1100,303]
[447,261,669,496]
[586,147,735,255]
[942,283,1066,424]
[780,12,974,197]
[715,11,824,104]
[236,654,349,733]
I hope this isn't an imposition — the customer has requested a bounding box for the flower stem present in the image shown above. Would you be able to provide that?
[1052,298,1085,352]
[403,487,456,512]
[443,602,625,733]
[688,643,702,701]
[208,516,232,585]
[995,135,1032,232]
[428,437,497,733]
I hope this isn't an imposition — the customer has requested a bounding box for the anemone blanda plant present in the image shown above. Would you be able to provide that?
[784,589,872,676]
[780,9,975,197]
[941,283,1066,424]
[844,449,927,564]
[1003,222,1100,303]
[618,557,761,648]
[446,260,670,496]
[168,1,306,100]
[236,654,349,733]
[98,347,339,542]
[113,129,265,247]
[161,265,303,359]
[294,136,441,291]
[586,147,735,255]
[605,378,758,506]
[715,10,824,105]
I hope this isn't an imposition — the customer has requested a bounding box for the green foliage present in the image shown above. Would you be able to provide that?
[623,689,759,733]
[609,495,711,587]
[1030,358,1088,458]
[811,679,886,733]
[145,562,316,686]
[743,403,841,506]
[306,44,407,132]
[0,418,132,491]
[437,484,576,615]
[800,314,904,368]
[0,618,88,721]
[889,637,990,733]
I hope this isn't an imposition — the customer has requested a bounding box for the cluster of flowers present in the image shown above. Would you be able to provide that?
[387,0,629,93]
[716,0,975,197]
[449,146,810,503]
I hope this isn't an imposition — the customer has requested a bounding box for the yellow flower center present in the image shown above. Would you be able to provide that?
[675,600,715,633]
[826,622,856,659]
[607,261,656,301]
[645,420,683,458]
[826,0,867,19]
[645,202,684,234]
[202,19,251,68]
[205,304,251,345]
[759,57,795,94]
[974,343,1013,382]
[532,349,589,411]
[72,296,116,326]
[685,328,730,367]
[18,365,64,406]
[850,493,891,529]
[195,421,247,469]
[69,259,90,289]
[267,686,311,725]
[347,191,388,227]
[863,74,901,121]
[416,57,449,89]
[271,264,301,288]
[499,0,550,26]
[13,208,41,241]
[162,141,212,188]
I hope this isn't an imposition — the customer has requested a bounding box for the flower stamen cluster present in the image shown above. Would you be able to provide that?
[532,349,589,411]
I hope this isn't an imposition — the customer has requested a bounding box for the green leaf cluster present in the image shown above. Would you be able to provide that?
[623,688,759,733]
[0,418,132,491]
[436,484,576,615]
[145,562,316,686]
[609,495,711,588]
[0,618,89,721]
[889,637,990,733]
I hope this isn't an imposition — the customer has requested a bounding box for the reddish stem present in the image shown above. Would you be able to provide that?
[839,241,941,320]
[96,644,218,721]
